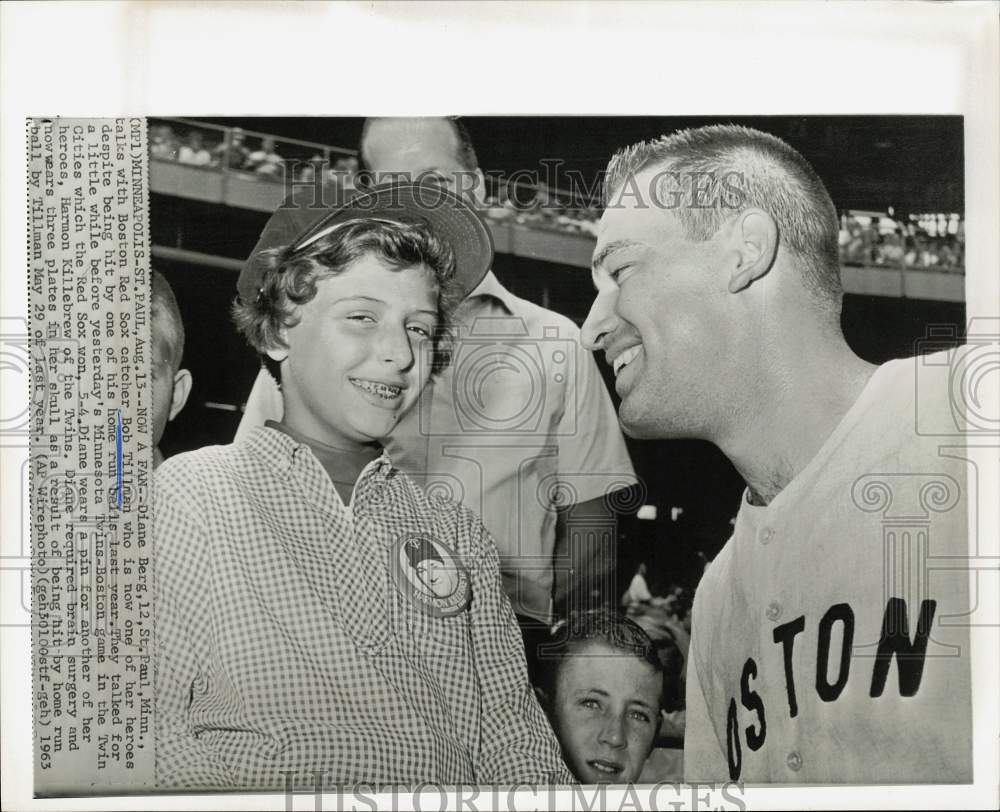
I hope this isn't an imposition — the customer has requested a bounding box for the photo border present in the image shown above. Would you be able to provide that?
[2,2,997,810]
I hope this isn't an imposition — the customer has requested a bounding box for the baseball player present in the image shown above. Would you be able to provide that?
[581,125,972,783]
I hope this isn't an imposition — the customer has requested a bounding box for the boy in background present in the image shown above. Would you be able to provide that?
[536,610,665,784]
[151,269,192,469]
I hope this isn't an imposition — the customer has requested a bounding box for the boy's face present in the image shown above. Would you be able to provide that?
[269,254,438,448]
[549,640,662,784]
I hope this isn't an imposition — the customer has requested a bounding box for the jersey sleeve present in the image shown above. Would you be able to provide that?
[556,347,637,504]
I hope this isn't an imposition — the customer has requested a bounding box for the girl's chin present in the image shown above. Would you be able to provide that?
[352,414,404,442]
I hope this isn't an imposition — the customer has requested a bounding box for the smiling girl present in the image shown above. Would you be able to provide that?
[153,184,571,790]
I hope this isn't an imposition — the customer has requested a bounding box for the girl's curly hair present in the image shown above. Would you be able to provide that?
[232,218,462,382]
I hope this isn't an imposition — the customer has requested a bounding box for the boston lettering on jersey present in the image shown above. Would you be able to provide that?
[725,596,937,780]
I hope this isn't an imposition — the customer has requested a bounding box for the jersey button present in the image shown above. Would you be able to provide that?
[759,527,774,544]
[765,601,782,621]
[786,750,803,772]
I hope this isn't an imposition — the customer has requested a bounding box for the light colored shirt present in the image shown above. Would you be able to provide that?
[247,150,283,176]
[177,146,212,166]
[236,271,637,623]
[154,426,572,789]
[624,571,653,604]
[684,350,972,783]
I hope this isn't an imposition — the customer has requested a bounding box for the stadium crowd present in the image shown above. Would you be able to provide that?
[150,121,965,272]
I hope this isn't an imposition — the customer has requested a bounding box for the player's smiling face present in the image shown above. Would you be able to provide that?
[549,640,662,784]
[582,166,730,440]
[268,253,438,449]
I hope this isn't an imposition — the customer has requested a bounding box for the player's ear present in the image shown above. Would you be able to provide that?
[724,208,778,294]
[471,168,487,207]
[168,368,193,422]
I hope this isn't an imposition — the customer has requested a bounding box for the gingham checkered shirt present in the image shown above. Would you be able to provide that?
[154,427,572,789]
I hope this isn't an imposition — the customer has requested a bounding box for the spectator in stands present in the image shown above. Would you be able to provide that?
[536,610,665,784]
[622,562,653,605]
[938,236,960,269]
[151,269,193,469]
[330,155,360,192]
[837,214,964,271]
[178,131,212,167]
[150,124,180,162]
[246,136,284,177]
[214,127,251,170]
[878,231,904,267]
[296,153,325,183]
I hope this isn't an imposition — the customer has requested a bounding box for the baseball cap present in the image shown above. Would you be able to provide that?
[237,181,494,305]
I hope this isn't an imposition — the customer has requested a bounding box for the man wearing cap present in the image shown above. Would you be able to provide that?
[237,118,638,680]
[155,183,572,788]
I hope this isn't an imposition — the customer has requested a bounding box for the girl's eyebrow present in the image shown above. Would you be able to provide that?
[334,295,386,305]
[334,296,438,319]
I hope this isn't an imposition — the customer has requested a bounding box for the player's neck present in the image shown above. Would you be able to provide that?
[720,340,877,507]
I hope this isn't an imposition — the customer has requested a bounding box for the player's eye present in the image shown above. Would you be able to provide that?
[407,323,432,339]
[580,698,601,711]
[609,265,633,284]
[628,709,651,724]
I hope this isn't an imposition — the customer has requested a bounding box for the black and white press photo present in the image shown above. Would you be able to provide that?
[146,114,973,788]
[6,4,998,811]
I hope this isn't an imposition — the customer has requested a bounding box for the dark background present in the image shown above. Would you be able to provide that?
[152,115,966,595]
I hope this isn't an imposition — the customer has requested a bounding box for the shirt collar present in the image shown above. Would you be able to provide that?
[240,424,393,481]
[463,269,516,315]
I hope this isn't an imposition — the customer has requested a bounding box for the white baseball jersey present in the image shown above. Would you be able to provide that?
[684,350,972,783]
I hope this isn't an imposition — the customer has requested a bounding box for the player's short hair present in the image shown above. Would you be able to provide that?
[151,268,185,373]
[231,219,460,382]
[605,124,842,309]
[360,117,480,173]
[540,609,665,706]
